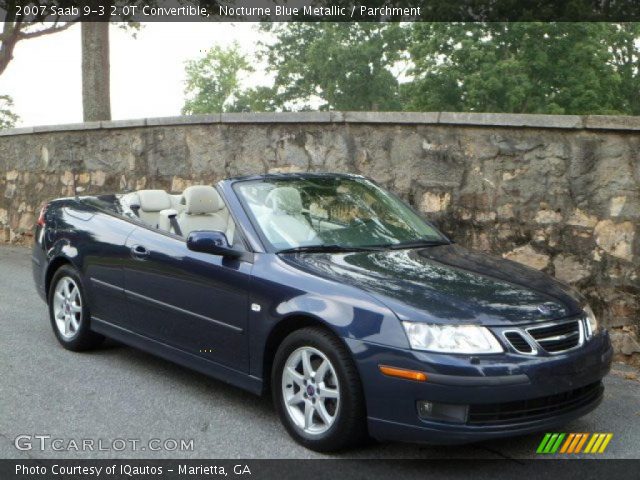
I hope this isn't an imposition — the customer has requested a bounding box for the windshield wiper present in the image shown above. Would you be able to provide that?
[277,244,386,254]
[384,239,451,250]
[277,239,450,254]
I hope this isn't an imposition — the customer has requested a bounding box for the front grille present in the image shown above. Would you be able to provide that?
[527,320,582,353]
[504,331,534,354]
[467,382,603,425]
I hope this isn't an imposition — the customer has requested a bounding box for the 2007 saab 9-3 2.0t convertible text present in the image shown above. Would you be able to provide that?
[32,173,612,452]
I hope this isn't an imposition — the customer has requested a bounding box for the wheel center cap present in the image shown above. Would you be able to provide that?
[306,385,315,397]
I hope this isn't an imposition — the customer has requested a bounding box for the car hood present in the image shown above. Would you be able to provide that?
[280,244,584,326]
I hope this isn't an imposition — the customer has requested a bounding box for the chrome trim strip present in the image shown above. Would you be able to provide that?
[90,277,124,293]
[90,277,243,333]
[502,329,538,355]
[525,319,584,355]
[536,331,580,343]
[125,288,243,333]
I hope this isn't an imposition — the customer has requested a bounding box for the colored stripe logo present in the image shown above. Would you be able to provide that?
[537,433,613,454]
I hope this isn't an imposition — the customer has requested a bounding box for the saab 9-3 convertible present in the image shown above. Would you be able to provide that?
[33,173,612,452]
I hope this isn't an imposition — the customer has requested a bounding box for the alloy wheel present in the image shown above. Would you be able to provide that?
[52,276,83,339]
[281,346,341,435]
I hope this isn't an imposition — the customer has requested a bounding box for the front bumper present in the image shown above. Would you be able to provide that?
[346,331,612,444]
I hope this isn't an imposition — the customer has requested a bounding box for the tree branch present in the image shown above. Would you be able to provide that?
[17,19,80,40]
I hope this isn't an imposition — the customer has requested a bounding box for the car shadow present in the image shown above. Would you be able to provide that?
[86,340,539,459]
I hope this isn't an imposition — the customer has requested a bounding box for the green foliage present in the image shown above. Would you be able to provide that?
[182,43,255,114]
[0,94,19,129]
[407,22,638,115]
[260,23,407,111]
[182,22,640,116]
[232,86,280,113]
[607,23,640,115]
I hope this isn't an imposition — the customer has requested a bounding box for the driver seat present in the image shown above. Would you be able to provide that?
[259,187,319,247]
[176,186,233,240]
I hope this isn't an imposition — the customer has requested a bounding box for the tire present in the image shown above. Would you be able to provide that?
[272,326,367,452]
[48,265,104,351]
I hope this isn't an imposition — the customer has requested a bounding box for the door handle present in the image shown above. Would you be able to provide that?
[130,244,150,260]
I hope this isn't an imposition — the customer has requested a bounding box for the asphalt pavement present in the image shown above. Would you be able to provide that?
[1,245,638,460]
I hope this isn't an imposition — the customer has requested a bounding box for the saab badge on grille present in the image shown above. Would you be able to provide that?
[537,305,552,315]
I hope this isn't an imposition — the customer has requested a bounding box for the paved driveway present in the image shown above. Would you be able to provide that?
[1,245,638,460]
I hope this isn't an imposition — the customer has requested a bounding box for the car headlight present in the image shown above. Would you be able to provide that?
[583,304,599,338]
[402,322,503,354]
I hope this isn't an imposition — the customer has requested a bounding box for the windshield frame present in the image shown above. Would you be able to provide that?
[231,174,451,254]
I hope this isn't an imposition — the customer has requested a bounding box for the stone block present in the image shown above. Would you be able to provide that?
[420,191,451,213]
[553,254,591,284]
[584,115,640,131]
[439,112,583,129]
[503,244,550,270]
[594,220,635,261]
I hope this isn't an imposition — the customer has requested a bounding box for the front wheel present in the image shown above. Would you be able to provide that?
[48,265,104,351]
[272,327,367,452]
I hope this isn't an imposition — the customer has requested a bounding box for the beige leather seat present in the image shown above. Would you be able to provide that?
[169,194,186,214]
[176,186,235,241]
[157,208,179,234]
[258,187,319,247]
[156,194,187,234]
[130,189,172,227]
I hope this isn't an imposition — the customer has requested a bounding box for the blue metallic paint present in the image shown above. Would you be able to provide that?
[32,174,613,445]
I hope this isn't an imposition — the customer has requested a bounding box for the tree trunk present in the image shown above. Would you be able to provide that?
[81,22,111,121]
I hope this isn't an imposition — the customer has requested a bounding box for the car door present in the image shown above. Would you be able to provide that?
[78,208,137,330]
[122,225,251,372]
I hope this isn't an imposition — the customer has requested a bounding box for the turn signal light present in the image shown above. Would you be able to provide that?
[379,365,428,382]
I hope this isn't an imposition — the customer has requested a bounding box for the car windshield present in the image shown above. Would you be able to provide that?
[233,176,449,252]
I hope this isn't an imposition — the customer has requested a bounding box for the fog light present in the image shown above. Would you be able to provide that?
[417,401,468,423]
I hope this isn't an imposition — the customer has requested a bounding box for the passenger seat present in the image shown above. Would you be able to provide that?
[258,187,319,247]
[176,186,234,240]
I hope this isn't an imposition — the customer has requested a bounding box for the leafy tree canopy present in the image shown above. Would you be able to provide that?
[0,94,19,129]
[182,43,256,114]
[183,22,640,116]
[259,22,407,111]
[407,22,639,115]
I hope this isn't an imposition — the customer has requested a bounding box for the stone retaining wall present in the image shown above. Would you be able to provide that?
[1,112,638,360]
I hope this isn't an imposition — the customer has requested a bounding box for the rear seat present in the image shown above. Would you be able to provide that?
[121,189,172,227]
[169,194,185,213]
[122,187,235,244]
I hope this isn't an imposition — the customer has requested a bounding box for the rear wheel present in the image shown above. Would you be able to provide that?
[48,265,104,351]
[272,327,367,452]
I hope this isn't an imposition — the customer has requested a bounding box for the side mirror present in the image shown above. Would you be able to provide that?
[186,231,242,258]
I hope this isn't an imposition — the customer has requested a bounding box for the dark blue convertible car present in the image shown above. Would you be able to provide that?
[32,173,612,452]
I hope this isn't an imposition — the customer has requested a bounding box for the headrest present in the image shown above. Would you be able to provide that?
[265,187,303,214]
[137,190,172,212]
[182,185,225,215]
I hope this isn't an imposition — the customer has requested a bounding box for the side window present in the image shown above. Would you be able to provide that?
[122,186,249,252]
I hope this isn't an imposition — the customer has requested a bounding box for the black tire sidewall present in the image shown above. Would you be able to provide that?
[272,327,366,452]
